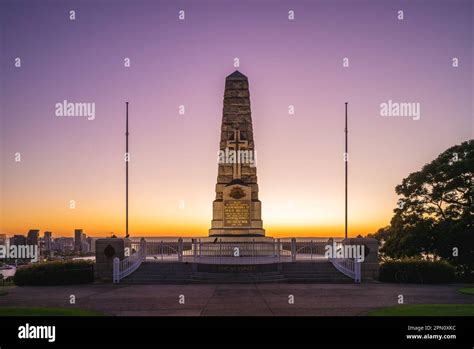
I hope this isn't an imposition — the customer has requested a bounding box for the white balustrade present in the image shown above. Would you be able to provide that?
[124,237,364,283]
[329,257,361,283]
[113,238,146,283]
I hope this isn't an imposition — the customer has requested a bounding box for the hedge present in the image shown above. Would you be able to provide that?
[14,261,94,286]
[379,259,455,283]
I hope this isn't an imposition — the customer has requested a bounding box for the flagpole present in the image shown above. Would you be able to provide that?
[126,102,129,239]
[345,102,348,239]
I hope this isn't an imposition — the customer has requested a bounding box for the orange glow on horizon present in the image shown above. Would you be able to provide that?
[1,173,395,238]
[1,215,388,239]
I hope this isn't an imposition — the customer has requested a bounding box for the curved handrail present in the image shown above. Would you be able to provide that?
[113,239,146,283]
[330,258,361,283]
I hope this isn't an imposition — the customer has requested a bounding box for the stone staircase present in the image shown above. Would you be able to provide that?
[120,260,353,284]
[121,262,193,284]
[190,271,286,284]
[281,261,353,283]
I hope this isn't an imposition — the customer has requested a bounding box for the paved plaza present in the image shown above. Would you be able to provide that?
[1,283,472,316]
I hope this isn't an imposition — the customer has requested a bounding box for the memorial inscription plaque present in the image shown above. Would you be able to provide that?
[224,200,250,227]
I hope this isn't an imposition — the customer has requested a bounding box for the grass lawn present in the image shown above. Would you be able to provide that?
[459,288,474,295]
[0,307,105,316]
[0,288,7,296]
[368,304,474,316]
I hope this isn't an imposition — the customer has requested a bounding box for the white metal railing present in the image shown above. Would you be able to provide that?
[329,257,361,283]
[121,237,365,282]
[191,239,278,264]
[292,238,331,261]
[113,238,146,283]
[129,237,342,264]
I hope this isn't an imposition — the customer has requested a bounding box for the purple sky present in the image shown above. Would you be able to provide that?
[0,0,472,237]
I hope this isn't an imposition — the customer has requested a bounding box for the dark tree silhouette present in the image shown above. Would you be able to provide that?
[371,140,473,277]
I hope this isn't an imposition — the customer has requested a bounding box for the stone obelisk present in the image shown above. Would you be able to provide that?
[209,71,265,237]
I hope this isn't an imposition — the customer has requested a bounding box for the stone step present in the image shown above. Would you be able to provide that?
[287,278,353,284]
[133,269,192,274]
[124,275,192,281]
[191,278,285,283]
[121,260,354,284]
[121,279,190,285]
[122,273,191,279]
[286,267,348,271]
[130,266,190,271]
[192,272,284,281]
[126,272,192,276]
[282,262,335,268]
[283,269,340,274]
[138,264,192,270]
[194,271,282,276]
[283,273,351,278]
[282,265,341,272]
[282,263,335,268]
[285,274,351,278]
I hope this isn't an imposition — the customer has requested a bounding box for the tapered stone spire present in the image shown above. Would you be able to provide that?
[209,71,265,237]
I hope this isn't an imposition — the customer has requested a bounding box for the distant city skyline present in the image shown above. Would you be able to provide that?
[0,229,97,257]
[1,0,472,238]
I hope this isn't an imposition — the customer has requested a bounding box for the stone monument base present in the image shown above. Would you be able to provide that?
[208,228,265,237]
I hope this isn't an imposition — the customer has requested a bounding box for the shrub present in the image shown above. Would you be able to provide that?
[14,261,94,286]
[455,265,474,283]
[379,259,455,283]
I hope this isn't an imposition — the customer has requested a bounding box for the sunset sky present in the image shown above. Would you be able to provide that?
[0,0,472,238]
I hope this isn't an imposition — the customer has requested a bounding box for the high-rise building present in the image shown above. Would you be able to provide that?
[44,231,52,251]
[0,234,7,246]
[74,229,84,252]
[26,229,40,246]
[81,241,90,253]
[11,235,26,246]
[54,237,74,252]
[86,237,96,253]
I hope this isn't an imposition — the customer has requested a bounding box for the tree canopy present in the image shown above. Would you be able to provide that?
[371,140,473,276]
